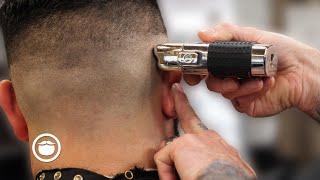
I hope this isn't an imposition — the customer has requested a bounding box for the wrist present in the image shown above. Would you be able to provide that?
[295,47,320,121]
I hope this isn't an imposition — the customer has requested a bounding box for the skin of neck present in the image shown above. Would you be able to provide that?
[28,95,167,176]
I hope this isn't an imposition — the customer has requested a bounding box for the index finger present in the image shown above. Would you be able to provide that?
[172,83,207,134]
[154,141,177,180]
[198,22,263,43]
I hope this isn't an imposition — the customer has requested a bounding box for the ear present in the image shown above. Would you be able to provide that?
[161,72,182,118]
[0,80,28,141]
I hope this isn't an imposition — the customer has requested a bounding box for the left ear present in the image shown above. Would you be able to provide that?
[0,80,28,141]
[161,72,182,119]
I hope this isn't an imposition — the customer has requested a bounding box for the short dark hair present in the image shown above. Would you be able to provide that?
[0,0,165,44]
[1,0,92,41]
[0,0,166,65]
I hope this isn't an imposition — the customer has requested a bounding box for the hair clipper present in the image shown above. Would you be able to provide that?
[154,42,278,78]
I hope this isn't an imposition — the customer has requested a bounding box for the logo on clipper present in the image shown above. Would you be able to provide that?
[32,133,61,163]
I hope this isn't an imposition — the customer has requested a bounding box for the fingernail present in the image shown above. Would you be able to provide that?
[223,78,239,92]
[230,84,239,91]
[265,77,275,88]
[172,83,184,94]
[249,80,263,90]
[200,27,216,35]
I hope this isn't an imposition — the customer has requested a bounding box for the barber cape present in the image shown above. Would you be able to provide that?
[35,167,167,180]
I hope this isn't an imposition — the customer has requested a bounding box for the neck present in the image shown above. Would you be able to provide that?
[28,112,166,177]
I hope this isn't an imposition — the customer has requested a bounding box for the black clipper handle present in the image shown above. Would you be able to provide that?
[208,41,253,78]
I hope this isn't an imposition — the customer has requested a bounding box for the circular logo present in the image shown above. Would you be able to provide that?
[32,133,61,163]
[183,54,194,63]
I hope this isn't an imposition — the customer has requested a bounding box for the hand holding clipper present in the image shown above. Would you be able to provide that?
[154,42,278,78]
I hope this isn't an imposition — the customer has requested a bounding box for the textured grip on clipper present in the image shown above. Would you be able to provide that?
[208,41,253,78]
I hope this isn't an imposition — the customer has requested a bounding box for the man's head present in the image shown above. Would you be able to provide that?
[0,0,180,164]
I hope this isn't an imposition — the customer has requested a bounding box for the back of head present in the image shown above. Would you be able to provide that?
[1,0,167,131]
[0,0,174,174]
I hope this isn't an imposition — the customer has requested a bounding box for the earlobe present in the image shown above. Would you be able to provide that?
[0,80,29,141]
[161,72,182,118]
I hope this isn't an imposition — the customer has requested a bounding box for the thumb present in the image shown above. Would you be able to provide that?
[198,22,263,43]
[172,83,205,134]
[154,142,177,180]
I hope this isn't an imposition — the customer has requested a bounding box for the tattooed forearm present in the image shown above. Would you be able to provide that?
[197,160,256,180]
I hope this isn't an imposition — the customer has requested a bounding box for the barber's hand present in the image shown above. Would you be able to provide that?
[186,23,320,120]
[154,83,256,180]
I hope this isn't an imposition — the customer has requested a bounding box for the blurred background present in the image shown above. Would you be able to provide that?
[1,0,320,179]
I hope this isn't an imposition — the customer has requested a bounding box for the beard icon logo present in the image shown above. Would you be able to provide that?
[32,133,61,163]
[38,141,56,156]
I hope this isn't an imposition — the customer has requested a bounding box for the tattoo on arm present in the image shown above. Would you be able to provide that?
[197,160,256,180]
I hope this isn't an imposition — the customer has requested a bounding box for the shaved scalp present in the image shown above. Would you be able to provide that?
[0,0,167,130]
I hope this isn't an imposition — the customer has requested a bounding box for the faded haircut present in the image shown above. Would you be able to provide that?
[0,0,166,65]
[0,0,167,126]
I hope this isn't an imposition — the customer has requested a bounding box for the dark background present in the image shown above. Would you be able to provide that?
[0,28,32,180]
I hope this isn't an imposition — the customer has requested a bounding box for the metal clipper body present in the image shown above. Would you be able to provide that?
[154,42,278,78]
